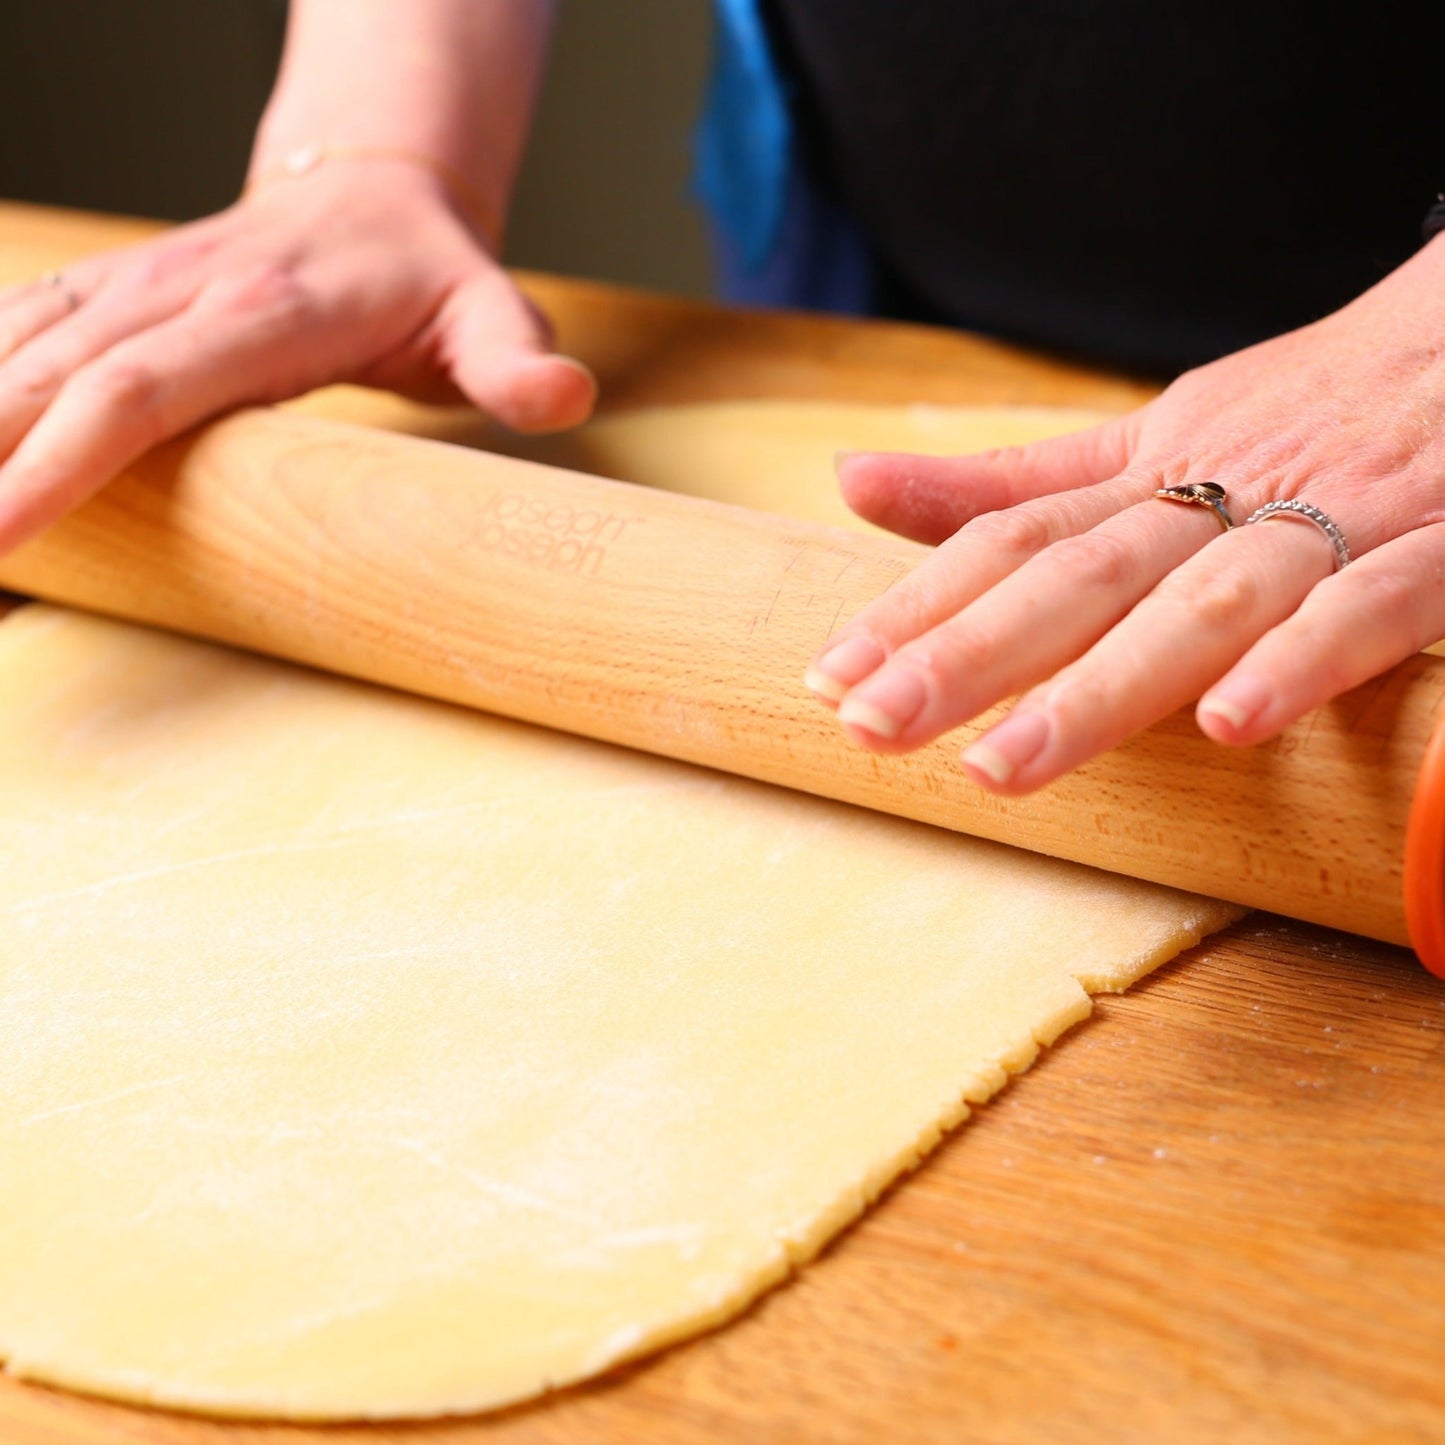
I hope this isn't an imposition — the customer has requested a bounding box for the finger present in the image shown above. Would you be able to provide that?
[956,519,1335,793]
[803,465,1178,705]
[825,488,1233,751]
[0,273,339,553]
[0,274,85,362]
[0,250,113,320]
[433,270,596,433]
[0,265,202,461]
[1197,522,1445,745]
[836,411,1137,544]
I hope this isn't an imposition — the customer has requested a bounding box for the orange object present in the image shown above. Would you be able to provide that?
[1404,708,1445,977]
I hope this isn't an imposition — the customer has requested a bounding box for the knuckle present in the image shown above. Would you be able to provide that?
[210,263,316,326]
[1324,566,1419,649]
[1122,454,1190,494]
[1036,662,1105,716]
[8,352,70,403]
[903,625,994,683]
[115,234,219,291]
[963,505,1054,558]
[111,252,168,295]
[0,320,23,355]
[1042,530,1137,590]
[1265,611,1357,698]
[1152,565,1260,628]
[855,570,955,642]
[72,356,163,425]
[973,442,1029,470]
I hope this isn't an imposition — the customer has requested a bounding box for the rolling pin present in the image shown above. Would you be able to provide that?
[1,404,1443,970]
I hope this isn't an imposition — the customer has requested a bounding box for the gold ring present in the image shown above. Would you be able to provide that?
[1153,481,1234,532]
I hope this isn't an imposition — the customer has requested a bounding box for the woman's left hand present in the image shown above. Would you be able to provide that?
[804,236,1445,793]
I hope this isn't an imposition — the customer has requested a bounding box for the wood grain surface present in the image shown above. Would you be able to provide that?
[0,404,1434,943]
[1,201,1442,1445]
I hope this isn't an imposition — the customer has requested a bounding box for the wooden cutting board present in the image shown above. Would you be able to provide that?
[0,200,1442,1445]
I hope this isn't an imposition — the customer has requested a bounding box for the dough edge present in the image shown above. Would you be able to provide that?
[0,397,1246,1422]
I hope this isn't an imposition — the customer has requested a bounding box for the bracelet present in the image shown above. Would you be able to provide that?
[245,143,503,247]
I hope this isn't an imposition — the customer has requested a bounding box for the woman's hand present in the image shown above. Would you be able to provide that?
[0,160,595,557]
[805,236,1445,793]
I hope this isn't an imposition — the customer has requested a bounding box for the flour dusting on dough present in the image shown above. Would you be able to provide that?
[0,404,1241,1421]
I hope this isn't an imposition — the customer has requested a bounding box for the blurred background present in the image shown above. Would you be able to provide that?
[0,0,714,298]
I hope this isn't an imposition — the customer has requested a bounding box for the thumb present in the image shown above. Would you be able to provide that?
[837,412,1137,544]
[441,270,597,434]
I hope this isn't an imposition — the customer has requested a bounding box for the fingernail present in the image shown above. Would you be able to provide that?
[548,356,599,415]
[837,667,927,740]
[961,711,1051,786]
[1198,676,1270,734]
[555,355,598,388]
[805,634,885,702]
[505,356,598,431]
[1196,696,1251,729]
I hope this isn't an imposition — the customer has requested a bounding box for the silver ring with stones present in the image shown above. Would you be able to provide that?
[1244,499,1352,571]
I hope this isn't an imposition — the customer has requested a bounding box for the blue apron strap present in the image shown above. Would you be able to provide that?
[692,0,875,314]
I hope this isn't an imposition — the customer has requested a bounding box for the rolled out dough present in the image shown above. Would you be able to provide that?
[0,404,1242,1421]
[480,397,1112,535]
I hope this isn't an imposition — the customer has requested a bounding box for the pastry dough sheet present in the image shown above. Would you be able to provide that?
[0,606,1238,1421]
[479,397,1112,534]
[0,405,1241,1420]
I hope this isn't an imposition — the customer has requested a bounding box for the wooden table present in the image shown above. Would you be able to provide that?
[1,201,1441,1445]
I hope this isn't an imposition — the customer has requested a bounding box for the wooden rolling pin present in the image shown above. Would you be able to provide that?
[0,405,1441,956]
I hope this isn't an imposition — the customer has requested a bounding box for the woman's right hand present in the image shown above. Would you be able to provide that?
[0,155,597,555]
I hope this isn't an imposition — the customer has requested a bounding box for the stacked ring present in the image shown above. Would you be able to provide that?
[1153,481,1235,532]
[1245,499,1352,571]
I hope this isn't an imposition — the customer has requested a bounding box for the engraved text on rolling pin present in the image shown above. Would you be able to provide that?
[470,492,641,577]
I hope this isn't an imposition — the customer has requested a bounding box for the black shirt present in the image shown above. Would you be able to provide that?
[764,2,1444,377]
